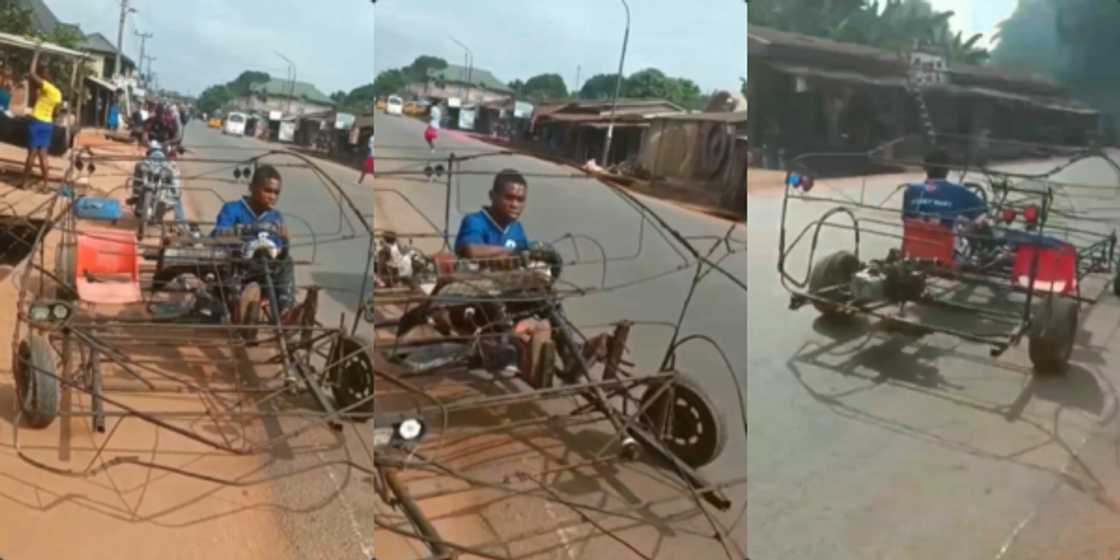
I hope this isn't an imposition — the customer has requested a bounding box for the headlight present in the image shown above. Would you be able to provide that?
[51,303,70,320]
[28,305,50,321]
[396,418,424,441]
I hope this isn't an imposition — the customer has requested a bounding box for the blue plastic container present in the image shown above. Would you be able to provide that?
[74,197,123,221]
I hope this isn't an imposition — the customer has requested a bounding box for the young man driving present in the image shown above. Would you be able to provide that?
[212,164,296,315]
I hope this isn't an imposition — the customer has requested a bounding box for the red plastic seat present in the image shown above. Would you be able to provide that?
[902,218,956,268]
[75,226,143,304]
[1011,242,1077,295]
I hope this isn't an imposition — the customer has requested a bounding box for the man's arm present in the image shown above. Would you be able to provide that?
[28,48,42,85]
[210,204,239,237]
[454,214,513,260]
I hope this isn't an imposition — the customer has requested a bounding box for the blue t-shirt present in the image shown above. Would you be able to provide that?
[454,209,529,254]
[902,179,987,226]
[0,89,10,111]
[211,197,286,248]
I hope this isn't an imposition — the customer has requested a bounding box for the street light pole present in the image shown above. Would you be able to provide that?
[449,36,473,103]
[275,51,296,115]
[600,0,630,167]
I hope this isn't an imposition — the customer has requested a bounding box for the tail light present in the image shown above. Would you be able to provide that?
[786,173,815,192]
[1001,208,1016,224]
[1023,205,1039,224]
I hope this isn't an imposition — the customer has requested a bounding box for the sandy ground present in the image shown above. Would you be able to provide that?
[0,131,329,560]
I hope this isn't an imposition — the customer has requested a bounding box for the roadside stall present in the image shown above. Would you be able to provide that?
[0,31,92,156]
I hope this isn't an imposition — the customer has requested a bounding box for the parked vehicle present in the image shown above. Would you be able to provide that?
[385,95,403,116]
[223,112,248,135]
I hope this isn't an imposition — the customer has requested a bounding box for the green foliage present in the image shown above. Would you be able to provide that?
[401,55,448,83]
[197,84,233,114]
[578,73,620,99]
[371,69,406,97]
[521,73,568,100]
[749,0,990,64]
[623,68,701,106]
[228,70,270,96]
[508,79,526,95]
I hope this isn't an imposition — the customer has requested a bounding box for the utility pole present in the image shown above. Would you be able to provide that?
[600,0,631,167]
[275,51,296,115]
[135,30,152,85]
[143,55,156,89]
[449,36,473,103]
[114,0,137,80]
[575,65,581,96]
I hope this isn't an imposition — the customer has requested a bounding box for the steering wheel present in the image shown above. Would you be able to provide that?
[521,241,563,280]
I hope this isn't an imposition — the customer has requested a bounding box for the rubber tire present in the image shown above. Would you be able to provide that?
[1028,295,1079,375]
[808,250,860,317]
[329,336,374,419]
[239,282,262,343]
[640,372,727,469]
[14,334,60,429]
[53,241,76,301]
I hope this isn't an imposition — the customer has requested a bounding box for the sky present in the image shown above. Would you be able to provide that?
[44,0,375,96]
[374,0,748,95]
[928,0,1018,50]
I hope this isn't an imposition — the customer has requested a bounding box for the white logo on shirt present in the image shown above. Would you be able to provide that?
[505,240,517,249]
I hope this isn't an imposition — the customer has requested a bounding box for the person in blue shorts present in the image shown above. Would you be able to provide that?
[212,164,296,315]
[22,47,62,189]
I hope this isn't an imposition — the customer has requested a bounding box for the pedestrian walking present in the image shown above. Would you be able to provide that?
[358,132,374,184]
[21,46,62,189]
[106,90,122,131]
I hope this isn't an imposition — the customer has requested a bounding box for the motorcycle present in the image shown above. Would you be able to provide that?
[127,140,185,239]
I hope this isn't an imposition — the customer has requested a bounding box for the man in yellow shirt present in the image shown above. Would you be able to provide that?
[22,47,62,188]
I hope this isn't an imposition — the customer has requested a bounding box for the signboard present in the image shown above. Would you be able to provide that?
[513,101,534,119]
[278,121,296,142]
[458,107,476,130]
[909,52,947,87]
[448,97,461,108]
[269,110,283,121]
[334,112,356,130]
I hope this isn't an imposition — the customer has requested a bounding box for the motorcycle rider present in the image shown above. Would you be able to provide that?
[211,164,296,316]
[143,103,182,148]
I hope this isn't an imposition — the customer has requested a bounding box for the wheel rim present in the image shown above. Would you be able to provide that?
[667,390,716,460]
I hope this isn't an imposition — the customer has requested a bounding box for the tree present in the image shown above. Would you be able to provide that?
[521,73,568,100]
[990,0,1062,77]
[227,71,270,96]
[197,84,233,114]
[330,90,347,103]
[578,73,620,99]
[402,55,448,83]
[341,82,376,112]
[622,68,700,106]
[750,0,990,64]
[371,69,406,97]
[508,79,526,95]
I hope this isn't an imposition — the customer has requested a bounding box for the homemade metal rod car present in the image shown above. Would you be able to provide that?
[779,146,1120,374]
[372,150,748,559]
[8,149,374,478]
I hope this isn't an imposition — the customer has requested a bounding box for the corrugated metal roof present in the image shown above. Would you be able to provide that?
[651,111,748,124]
[428,64,513,93]
[0,30,90,59]
[250,79,335,106]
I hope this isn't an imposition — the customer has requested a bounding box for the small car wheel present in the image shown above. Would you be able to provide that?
[1028,294,1079,375]
[640,372,727,468]
[14,334,60,429]
[808,250,860,317]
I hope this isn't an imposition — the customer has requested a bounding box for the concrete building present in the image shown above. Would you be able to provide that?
[229,78,335,118]
[405,64,514,105]
[748,25,1103,171]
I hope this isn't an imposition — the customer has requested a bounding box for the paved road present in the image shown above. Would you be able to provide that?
[747,153,1120,559]
[179,122,375,559]
[373,114,748,558]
